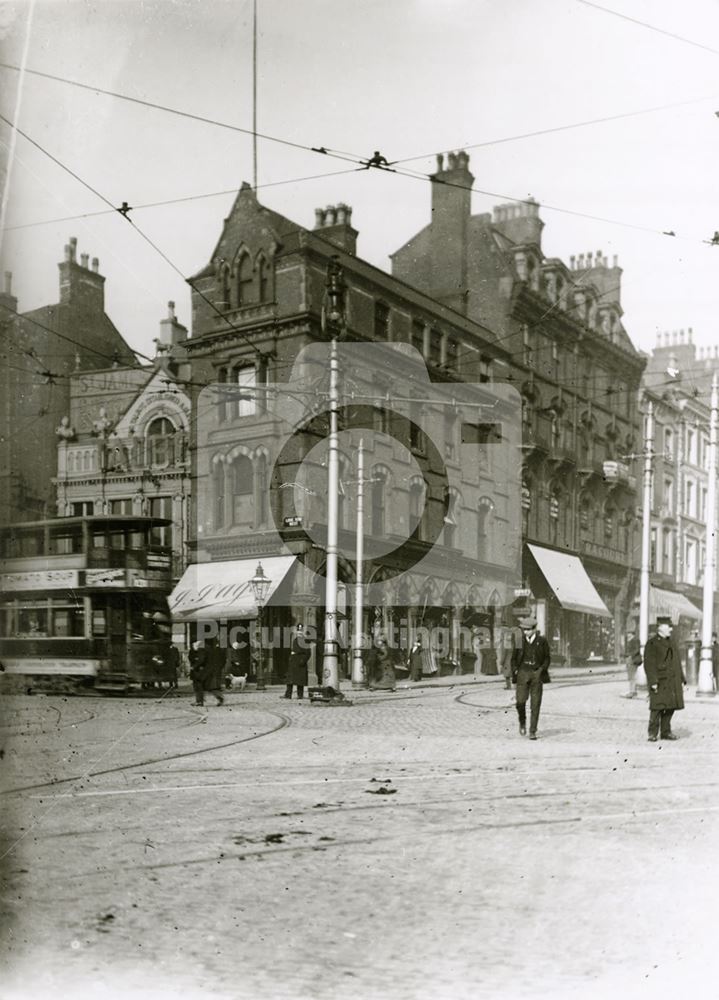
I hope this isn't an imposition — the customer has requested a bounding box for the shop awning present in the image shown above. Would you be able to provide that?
[527,544,611,618]
[169,555,296,622]
[650,586,702,622]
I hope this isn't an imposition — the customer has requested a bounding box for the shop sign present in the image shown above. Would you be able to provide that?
[127,569,168,589]
[0,569,79,590]
[1,658,98,675]
[85,568,126,587]
[513,588,532,598]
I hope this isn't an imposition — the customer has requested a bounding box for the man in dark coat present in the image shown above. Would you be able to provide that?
[200,638,225,706]
[511,616,551,740]
[285,624,311,700]
[643,617,685,742]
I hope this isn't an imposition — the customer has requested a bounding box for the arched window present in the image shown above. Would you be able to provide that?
[371,467,389,537]
[255,453,268,527]
[409,478,426,541]
[478,497,494,561]
[231,454,253,525]
[213,462,225,530]
[549,488,561,545]
[146,416,176,467]
[220,263,231,308]
[236,253,253,306]
[604,504,616,543]
[579,494,592,533]
[444,488,460,549]
[521,480,531,537]
[257,257,270,302]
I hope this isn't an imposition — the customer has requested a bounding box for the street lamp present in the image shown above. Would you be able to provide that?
[250,561,271,691]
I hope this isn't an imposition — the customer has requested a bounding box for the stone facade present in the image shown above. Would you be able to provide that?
[53,304,192,582]
[391,152,646,661]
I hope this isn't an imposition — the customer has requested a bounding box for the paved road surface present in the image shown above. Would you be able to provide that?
[1,674,718,1000]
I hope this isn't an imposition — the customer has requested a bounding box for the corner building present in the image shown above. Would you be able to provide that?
[178,184,526,681]
[392,153,645,662]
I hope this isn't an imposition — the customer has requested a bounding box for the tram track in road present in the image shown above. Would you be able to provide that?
[22,767,719,889]
[0,706,292,796]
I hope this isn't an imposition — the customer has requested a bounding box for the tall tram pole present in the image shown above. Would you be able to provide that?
[637,399,654,687]
[320,258,345,690]
[697,372,718,696]
[351,439,366,689]
[252,0,258,192]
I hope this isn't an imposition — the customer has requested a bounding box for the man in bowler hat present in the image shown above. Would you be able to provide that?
[643,616,685,742]
[511,616,551,740]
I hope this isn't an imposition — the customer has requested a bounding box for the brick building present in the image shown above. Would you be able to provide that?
[173,183,526,680]
[391,152,646,661]
[0,238,136,523]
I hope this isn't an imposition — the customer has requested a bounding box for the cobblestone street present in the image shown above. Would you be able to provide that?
[2,672,718,999]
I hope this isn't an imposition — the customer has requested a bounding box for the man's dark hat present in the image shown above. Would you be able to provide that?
[656,616,673,627]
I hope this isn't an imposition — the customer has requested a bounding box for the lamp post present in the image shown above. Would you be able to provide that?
[697,373,718,696]
[320,257,345,691]
[250,561,271,691]
[637,399,653,688]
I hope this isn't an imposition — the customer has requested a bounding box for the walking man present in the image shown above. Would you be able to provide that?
[512,616,551,740]
[644,616,685,742]
[625,629,641,698]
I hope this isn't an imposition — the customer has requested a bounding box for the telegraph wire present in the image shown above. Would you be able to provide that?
[576,0,719,58]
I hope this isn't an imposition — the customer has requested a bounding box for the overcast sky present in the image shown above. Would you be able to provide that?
[2,0,719,368]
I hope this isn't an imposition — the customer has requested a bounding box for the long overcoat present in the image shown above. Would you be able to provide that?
[287,636,311,685]
[643,635,685,711]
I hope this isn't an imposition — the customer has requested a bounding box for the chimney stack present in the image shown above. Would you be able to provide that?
[312,202,357,254]
[158,299,187,348]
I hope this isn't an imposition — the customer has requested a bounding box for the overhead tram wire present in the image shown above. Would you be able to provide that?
[0,62,364,168]
[389,92,719,166]
[0,113,286,366]
[3,167,364,233]
[575,0,719,58]
[2,59,707,246]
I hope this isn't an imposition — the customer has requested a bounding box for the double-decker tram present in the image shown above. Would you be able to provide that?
[0,516,175,694]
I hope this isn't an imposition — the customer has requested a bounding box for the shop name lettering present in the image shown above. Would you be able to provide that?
[1,570,79,589]
[77,373,146,392]
[173,583,250,605]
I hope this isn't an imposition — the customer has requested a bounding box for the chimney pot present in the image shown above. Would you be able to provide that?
[613,255,618,267]
[3,271,11,295]
[325,205,337,226]
[168,300,176,319]
[314,208,325,229]
[570,255,576,269]
[448,152,458,170]
[587,252,593,267]
[578,254,585,268]
[64,244,72,262]
[336,204,347,225]
[69,237,77,261]
[91,257,99,273]
[80,253,89,268]
[436,153,444,172]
